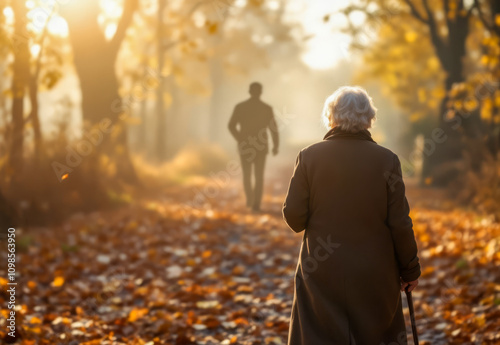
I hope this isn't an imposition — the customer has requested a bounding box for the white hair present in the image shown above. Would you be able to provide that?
[321,86,377,132]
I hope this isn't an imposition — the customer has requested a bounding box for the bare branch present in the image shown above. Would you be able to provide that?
[33,7,55,81]
[473,0,494,32]
[109,0,139,56]
[466,0,476,18]
[444,0,450,18]
[420,0,449,69]
[421,0,433,21]
[402,0,428,23]
[443,0,453,35]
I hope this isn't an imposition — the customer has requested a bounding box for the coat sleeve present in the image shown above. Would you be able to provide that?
[268,107,279,151]
[386,154,421,282]
[283,150,310,233]
[228,105,241,141]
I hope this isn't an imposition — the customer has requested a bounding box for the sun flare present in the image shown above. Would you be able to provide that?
[296,0,363,70]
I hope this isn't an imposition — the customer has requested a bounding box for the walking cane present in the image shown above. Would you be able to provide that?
[405,286,419,345]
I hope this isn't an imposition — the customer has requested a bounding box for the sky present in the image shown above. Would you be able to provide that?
[15,0,361,70]
[289,0,360,70]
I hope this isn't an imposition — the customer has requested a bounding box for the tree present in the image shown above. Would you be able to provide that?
[156,0,167,161]
[60,0,139,183]
[200,0,302,143]
[401,0,476,182]
[448,0,500,159]
[27,3,64,162]
[353,19,446,171]
[123,0,302,158]
[8,0,30,177]
[340,0,499,185]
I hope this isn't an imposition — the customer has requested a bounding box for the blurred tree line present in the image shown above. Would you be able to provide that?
[0,0,302,226]
[1,0,499,226]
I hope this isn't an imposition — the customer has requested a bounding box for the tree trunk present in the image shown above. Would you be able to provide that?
[420,2,471,185]
[138,98,148,154]
[9,1,30,177]
[61,0,138,184]
[0,187,16,239]
[420,73,465,185]
[155,0,167,161]
[29,74,42,161]
[29,7,53,162]
[209,58,224,142]
[76,50,137,183]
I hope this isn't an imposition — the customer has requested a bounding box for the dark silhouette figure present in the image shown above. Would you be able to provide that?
[228,82,279,211]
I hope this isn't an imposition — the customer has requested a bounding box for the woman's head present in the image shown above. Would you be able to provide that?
[322,86,377,132]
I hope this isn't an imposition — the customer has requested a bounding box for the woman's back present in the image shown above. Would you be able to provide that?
[282,87,421,345]
[301,136,393,237]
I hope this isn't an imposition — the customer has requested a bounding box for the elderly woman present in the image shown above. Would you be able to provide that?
[283,86,421,345]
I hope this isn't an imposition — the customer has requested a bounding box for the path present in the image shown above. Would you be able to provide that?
[0,166,499,345]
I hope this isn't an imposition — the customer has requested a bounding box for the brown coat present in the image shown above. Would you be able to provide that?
[282,127,421,345]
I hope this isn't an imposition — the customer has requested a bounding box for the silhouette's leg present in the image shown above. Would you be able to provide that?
[252,153,267,211]
[240,154,253,207]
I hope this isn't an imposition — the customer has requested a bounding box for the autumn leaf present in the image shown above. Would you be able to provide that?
[51,276,64,287]
[128,308,149,322]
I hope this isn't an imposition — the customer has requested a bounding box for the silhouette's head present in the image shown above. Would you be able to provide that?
[249,82,263,98]
[322,86,377,132]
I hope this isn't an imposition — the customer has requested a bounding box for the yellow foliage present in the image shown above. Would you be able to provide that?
[431,87,446,99]
[494,90,500,107]
[405,31,417,43]
[463,97,478,112]
[480,98,492,120]
[163,92,173,108]
[427,56,440,70]
[410,112,423,122]
[418,88,426,103]
[357,16,445,123]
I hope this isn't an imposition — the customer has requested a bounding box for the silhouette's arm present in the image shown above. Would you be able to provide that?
[228,105,241,141]
[269,108,279,152]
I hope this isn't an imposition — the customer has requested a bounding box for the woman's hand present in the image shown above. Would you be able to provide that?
[400,277,418,292]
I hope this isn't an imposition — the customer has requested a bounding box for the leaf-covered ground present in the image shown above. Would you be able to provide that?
[1,169,499,345]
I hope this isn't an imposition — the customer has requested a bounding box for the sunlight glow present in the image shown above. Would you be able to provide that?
[293,0,363,70]
[99,0,123,40]
[267,0,280,11]
[28,8,50,32]
[25,0,69,36]
[47,16,68,36]
[25,0,36,9]
[27,7,68,37]
[105,23,118,40]
[302,33,351,70]
[2,6,13,25]
[348,9,367,24]
[100,0,123,19]
[30,43,41,57]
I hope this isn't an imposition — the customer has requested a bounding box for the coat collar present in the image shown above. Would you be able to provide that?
[323,126,376,143]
